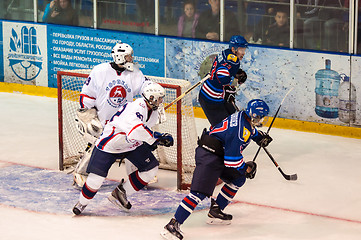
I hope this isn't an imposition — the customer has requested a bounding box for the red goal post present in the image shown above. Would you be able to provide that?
[57,70,198,190]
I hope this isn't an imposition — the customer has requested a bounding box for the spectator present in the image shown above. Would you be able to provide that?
[136,0,154,25]
[42,0,78,25]
[296,0,322,49]
[177,0,200,38]
[196,0,239,41]
[321,0,347,51]
[264,7,290,47]
[249,0,289,44]
[296,0,345,51]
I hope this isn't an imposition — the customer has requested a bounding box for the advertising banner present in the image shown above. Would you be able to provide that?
[47,25,164,87]
[3,21,48,86]
[166,39,360,126]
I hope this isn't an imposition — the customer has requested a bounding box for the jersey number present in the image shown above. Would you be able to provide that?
[136,112,143,121]
[85,77,91,85]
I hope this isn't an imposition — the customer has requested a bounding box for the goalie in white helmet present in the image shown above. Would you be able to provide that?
[111,42,135,71]
[73,41,155,188]
[73,82,174,215]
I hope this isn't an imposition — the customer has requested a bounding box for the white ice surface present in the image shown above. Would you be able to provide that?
[1,92,361,240]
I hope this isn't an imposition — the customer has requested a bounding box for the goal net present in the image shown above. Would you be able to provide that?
[57,70,198,190]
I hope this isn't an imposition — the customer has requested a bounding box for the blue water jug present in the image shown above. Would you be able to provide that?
[315,59,340,118]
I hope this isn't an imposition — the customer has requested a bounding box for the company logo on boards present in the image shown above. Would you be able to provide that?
[8,26,43,81]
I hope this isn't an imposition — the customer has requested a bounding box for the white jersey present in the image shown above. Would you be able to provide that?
[80,62,151,126]
[95,98,159,154]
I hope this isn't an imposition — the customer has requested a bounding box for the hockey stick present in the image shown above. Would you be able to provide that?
[164,74,210,110]
[262,147,298,181]
[231,99,239,111]
[252,87,294,162]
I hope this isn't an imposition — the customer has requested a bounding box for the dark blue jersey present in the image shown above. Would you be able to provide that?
[209,111,261,169]
[199,49,240,103]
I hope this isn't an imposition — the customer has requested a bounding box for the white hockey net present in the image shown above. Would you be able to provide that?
[57,70,198,190]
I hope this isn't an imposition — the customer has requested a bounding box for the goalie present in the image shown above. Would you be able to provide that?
[73,41,155,188]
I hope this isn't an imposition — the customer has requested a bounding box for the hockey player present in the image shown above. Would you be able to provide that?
[73,82,174,215]
[161,99,273,240]
[199,35,248,126]
[73,41,154,188]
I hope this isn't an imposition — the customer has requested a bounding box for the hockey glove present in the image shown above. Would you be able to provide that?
[145,142,158,151]
[235,69,247,84]
[245,161,257,179]
[154,132,174,147]
[255,130,273,148]
[223,85,236,103]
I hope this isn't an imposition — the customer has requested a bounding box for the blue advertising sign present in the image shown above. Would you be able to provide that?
[47,25,164,87]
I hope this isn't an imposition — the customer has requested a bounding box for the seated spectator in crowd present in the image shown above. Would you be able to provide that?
[265,7,290,47]
[321,0,346,51]
[43,0,78,25]
[196,0,239,41]
[249,0,289,44]
[296,0,345,51]
[296,0,322,49]
[136,0,154,25]
[177,0,199,38]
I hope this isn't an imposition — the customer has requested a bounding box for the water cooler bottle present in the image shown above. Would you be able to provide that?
[315,59,340,118]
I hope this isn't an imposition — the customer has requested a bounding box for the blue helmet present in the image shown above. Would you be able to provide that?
[229,35,248,49]
[246,99,269,127]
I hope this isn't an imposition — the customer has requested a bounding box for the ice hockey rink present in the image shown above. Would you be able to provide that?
[1,92,361,240]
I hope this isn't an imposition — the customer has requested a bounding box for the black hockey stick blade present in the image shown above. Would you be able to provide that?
[278,167,298,181]
[263,147,297,181]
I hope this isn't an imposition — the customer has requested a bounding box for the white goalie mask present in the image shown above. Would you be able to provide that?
[142,82,165,110]
[111,42,134,71]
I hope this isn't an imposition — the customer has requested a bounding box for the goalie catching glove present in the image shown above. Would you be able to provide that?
[75,108,103,144]
[245,161,257,179]
[152,132,174,148]
[255,130,273,148]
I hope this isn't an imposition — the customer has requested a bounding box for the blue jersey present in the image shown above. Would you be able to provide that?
[199,48,240,103]
[209,111,261,169]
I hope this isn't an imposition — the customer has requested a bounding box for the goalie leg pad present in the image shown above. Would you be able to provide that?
[74,144,94,175]
[73,144,94,188]
[124,159,138,175]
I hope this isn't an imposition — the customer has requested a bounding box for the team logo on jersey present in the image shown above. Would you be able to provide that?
[8,26,43,81]
[242,127,251,142]
[227,54,238,63]
[108,85,127,107]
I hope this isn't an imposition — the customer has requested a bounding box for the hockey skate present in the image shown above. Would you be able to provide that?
[160,218,183,240]
[72,201,87,215]
[206,198,232,225]
[107,179,132,211]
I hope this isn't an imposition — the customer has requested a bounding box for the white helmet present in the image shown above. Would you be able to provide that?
[142,82,165,110]
[111,42,134,71]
